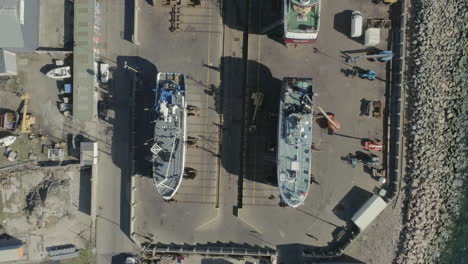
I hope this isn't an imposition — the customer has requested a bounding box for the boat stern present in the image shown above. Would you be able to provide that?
[284,37,317,44]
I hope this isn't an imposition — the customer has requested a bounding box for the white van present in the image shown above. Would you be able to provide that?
[351,11,363,38]
[99,62,110,83]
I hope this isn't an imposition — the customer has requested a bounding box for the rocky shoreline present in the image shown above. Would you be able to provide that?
[395,0,468,263]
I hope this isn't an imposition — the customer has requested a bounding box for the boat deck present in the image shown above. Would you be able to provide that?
[286,0,320,32]
[277,78,313,207]
[152,73,187,199]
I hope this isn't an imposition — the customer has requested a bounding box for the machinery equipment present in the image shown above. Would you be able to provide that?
[343,153,380,168]
[372,101,382,118]
[360,99,382,117]
[0,112,19,131]
[346,153,358,168]
[313,103,341,132]
[347,50,394,64]
[364,140,383,151]
[358,70,376,81]
[303,95,341,132]
[19,93,36,133]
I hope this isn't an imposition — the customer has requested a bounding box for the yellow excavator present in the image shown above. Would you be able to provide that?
[18,93,35,133]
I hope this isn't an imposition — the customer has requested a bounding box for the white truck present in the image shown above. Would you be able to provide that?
[99,62,110,83]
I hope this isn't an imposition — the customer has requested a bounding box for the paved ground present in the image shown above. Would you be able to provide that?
[89,0,393,263]
[238,0,390,248]
[130,0,391,250]
[132,0,227,244]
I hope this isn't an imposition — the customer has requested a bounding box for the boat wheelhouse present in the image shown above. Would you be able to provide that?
[283,0,321,44]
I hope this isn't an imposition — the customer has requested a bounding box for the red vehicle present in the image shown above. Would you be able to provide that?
[364,140,383,151]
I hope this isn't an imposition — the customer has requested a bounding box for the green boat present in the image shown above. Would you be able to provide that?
[283,0,321,43]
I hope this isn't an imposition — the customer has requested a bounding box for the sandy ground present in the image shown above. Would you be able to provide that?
[0,165,92,261]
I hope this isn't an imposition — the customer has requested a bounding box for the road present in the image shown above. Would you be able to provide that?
[92,1,139,263]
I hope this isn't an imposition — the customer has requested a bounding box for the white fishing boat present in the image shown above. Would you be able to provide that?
[46,66,71,79]
[0,136,16,147]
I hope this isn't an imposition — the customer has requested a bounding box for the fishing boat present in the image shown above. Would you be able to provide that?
[277,77,313,207]
[46,66,71,79]
[0,136,16,147]
[283,0,321,44]
[151,72,187,200]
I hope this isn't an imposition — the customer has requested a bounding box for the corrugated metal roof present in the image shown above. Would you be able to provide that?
[0,0,17,8]
[0,3,23,48]
[0,49,17,75]
[0,0,39,51]
[351,194,388,230]
[0,244,24,262]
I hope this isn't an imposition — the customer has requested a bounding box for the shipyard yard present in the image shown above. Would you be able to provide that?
[0,0,466,263]
[132,0,399,263]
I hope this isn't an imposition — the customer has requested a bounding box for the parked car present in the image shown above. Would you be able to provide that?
[98,100,109,121]
[351,11,363,38]
[125,256,140,264]
[99,63,110,83]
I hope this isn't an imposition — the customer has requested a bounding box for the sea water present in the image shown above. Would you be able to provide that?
[440,189,468,263]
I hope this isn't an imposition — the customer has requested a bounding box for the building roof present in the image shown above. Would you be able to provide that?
[73,0,96,121]
[0,48,17,75]
[80,141,98,165]
[0,49,4,73]
[0,0,39,51]
[351,194,388,230]
[0,233,24,263]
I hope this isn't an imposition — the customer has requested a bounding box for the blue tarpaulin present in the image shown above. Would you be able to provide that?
[64,84,72,94]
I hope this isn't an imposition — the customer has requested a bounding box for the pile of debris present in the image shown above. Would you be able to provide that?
[25,172,71,229]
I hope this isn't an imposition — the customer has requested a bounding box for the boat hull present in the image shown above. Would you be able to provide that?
[152,72,187,200]
[0,136,16,147]
[283,0,321,44]
[46,66,71,79]
[277,77,313,207]
[284,37,317,44]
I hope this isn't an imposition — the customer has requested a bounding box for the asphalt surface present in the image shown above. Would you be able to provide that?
[90,0,392,263]
[131,0,260,245]
[239,0,390,249]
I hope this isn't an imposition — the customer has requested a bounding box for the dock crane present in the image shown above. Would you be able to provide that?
[304,95,341,132]
[314,104,341,132]
[347,50,394,64]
